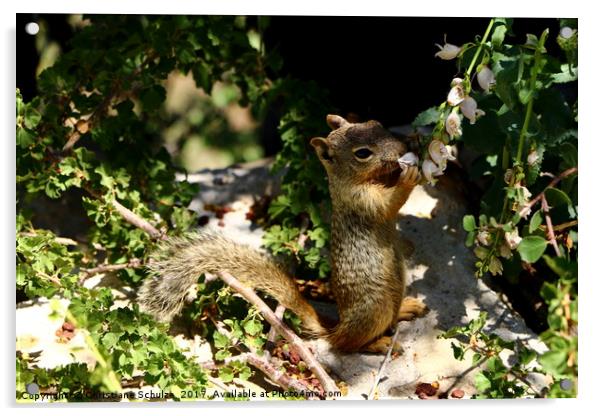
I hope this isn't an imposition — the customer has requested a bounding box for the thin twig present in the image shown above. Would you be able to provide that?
[549,220,578,233]
[206,375,230,392]
[216,271,340,396]
[110,199,165,240]
[82,258,143,277]
[84,185,165,240]
[541,195,561,256]
[267,305,286,344]
[366,323,402,400]
[19,231,79,246]
[519,167,578,217]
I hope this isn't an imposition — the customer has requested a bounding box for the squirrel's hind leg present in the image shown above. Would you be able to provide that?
[361,335,404,354]
[397,297,428,321]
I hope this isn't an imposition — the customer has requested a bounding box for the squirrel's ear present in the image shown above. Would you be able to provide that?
[310,137,333,162]
[326,114,350,130]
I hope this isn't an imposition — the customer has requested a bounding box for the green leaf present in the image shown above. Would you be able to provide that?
[463,215,476,232]
[474,372,492,392]
[16,128,35,148]
[218,366,234,383]
[243,319,263,336]
[543,255,577,281]
[465,230,476,247]
[545,188,572,207]
[139,85,166,111]
[550,64,578,84]
[412,107,440,128]
[517,236,548,263]
[24,106,42,129]
[491,20,508,49]
[529,210,543,233]
[451,342,465,360]
[539,350,568,377]
[213,331,230,349]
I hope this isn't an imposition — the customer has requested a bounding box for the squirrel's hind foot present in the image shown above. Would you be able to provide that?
[397,297,429,321]
[362,335,404,354]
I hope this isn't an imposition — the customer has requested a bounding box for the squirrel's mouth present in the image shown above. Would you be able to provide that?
[372,162,401,187]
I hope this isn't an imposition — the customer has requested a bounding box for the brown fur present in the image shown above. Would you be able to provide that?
[137,114,426,353]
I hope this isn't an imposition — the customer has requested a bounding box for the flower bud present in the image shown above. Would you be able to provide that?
[477,230,491,247]
[445,111,462,138]
[460,96,485,124]
[504,229,522,250]
[435,43,462,60]
[560,27,576,39]
[477,65,496,93]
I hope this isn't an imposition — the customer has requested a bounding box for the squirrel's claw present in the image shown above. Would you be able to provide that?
[399,165,421,188]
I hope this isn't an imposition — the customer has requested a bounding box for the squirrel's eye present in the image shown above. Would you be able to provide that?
[353,148,373,159]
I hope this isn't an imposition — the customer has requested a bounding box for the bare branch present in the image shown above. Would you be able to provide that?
[110,199,165,240]
[366,322,402,400]
[216,271,340,396]
[519,167,577,218]
[541,195,561,256]
[82,258,143,277]
[19,232,79,246]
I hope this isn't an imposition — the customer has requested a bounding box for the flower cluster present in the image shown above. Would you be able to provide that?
[419,41,495,185]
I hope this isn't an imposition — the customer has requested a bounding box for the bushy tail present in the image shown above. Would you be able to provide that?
[137,231,326,336]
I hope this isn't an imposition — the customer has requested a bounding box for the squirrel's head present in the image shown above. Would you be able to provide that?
[310,114,408,187]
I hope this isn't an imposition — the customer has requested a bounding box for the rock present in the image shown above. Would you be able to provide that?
[451,388,465,398]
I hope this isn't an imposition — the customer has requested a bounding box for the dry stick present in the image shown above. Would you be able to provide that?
[82,258,143,276]
[366,323,403,400]
[19,231,79,246]
[216,270,340,396]
[267,305,286,344]
[111,199,165,240]
[551,219,578,233]
[519,167,578,218]
[264,305,286,361]
[541,195,561,257]
[206,375,230,392]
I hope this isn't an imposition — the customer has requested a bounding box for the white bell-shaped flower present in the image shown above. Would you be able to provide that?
[428,140,456,166]
[422,158,444,185]
[460,96,486,124]
[477,65,496,93]
[445,111,463,138]
[435,42,461,60]
[447,79,466,106]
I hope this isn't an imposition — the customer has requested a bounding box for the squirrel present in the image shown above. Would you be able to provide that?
[137,114,427,353]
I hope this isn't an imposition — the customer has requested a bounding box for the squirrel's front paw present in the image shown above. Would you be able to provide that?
[399,165,421,188]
